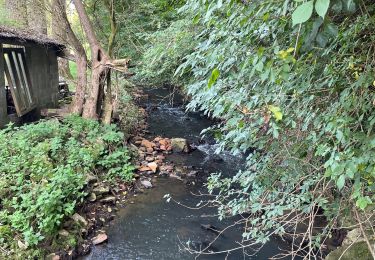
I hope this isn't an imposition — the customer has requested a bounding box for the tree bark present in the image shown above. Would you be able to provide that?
[5,0,28,28]
[51,0,74,82]
[27,0,47,34]
[73,0,109,119]
[52,0,88,115]
[101,0,118,124]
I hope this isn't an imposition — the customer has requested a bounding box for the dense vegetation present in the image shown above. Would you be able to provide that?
[1,0,375,258]
[136,0,375,257]
[0,116,133,257]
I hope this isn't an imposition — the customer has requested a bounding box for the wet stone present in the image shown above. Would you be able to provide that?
[89,193,97,202]
[85,174,98,184]
[141,139,156,149]
[141,180,153,189]
[71,213,88,226]
[145,156,155,162]
[46,253,60,260]
[147,162,158,173]
[100,196,116,204]
[93,186,110,196]
[58,229,70,237]
[92,233,108,245]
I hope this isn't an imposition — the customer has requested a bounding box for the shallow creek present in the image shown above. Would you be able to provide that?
[83,87,292,259]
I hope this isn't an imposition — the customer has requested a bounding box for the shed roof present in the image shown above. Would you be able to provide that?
[0,26,65,54]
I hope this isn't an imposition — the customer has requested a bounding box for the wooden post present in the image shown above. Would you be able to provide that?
[0,44,9,127]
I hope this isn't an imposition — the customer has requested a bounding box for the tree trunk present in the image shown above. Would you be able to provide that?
[73,0,109,119]
[52,0,88,115]
[102,71,113,124]
[51,0,74,82]
[5,0,28,28]
[27,0,47,34]
[101,0,118,124]
[74,55,88,114]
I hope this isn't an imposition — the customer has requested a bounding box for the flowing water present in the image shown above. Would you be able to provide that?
[83,87,292,260]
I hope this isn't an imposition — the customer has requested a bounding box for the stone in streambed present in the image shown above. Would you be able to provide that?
[141,139,156,149]
[187,171,198,177]
[145,156,155,162]
[160,165,174,172]
[92,233,108,245]
[159,138,170,146]
[157,155,165,161]
[147,162,158,173]
[100,196,116,203]
[138,166,151,172]
[141,180,153,189]
[171,138,191,153]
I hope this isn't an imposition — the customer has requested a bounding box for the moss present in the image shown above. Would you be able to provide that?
[325,241,373,260]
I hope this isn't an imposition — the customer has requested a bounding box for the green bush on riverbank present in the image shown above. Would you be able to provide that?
[136,0,375,257]
[0,116,134,257]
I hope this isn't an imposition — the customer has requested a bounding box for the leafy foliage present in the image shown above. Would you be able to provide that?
[140,0,375,255]
[0,116,133,252]
[135,18,197,86]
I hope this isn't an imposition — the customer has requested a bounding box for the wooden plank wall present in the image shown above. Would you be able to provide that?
[0,44,9,127]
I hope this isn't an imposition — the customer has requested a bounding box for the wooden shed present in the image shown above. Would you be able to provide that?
[0,26,65,127]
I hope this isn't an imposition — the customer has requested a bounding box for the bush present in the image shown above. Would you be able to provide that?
[147,0,375,257]
[0,116,134,251]
[134,18,197,86]
[115,79,144,136]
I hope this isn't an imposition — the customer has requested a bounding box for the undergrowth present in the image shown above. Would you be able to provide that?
[0,115,134,258]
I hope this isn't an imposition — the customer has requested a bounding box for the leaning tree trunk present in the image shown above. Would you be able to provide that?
[27,0,47,34]
[5,0,28,28]
[73,0,109,119]
[53,0,88,115]
[51,0,74,82]
[101,0,118,124]
[73,0,128,120]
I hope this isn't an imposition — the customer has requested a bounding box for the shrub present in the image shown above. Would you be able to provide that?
[146,0,375,257]
[134,18,197,86]
[0,116,134,250]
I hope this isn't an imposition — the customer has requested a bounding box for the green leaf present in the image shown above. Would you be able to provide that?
[315,0,330,18]
[268,105,283,121]
[337,175,346,190]
[356,196,372,210]
[208,68,220,88]
[193,13,201,24]
[343,0,356,13]
[292,1,314,26]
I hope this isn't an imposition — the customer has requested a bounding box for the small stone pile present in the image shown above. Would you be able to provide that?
[134,136,174,175]
[132,136,193,187]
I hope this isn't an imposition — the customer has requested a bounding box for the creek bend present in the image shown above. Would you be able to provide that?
[83,87,291,260]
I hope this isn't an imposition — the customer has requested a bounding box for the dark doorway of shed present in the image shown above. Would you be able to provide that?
[3,46,35,117]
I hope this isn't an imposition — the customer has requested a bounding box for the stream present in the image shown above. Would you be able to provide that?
[83,87,292,260]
